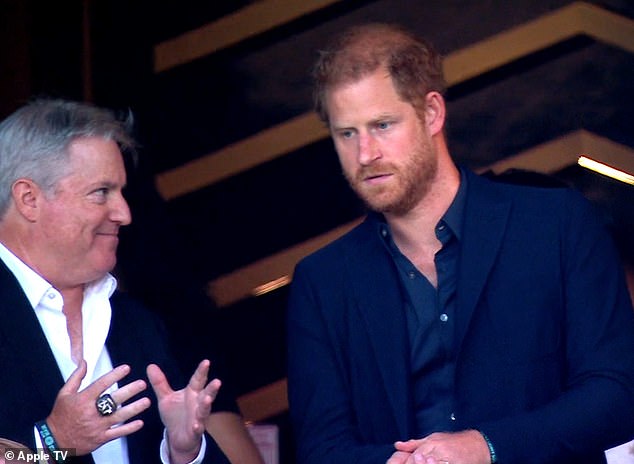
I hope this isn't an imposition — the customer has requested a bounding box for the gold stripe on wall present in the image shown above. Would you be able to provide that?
[155,112,328,200]
[481,130,634,176]
[442,1,634,83]
[155,2,634,201]
[208,220,361,307]
[154,0,342,73]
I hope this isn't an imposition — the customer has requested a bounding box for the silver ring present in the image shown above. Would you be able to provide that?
[96,393,117,416]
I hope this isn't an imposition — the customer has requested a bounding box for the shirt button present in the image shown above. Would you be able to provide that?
[47,292,55,299]
[407,271,416,279]
[440,313,449,322]
[450,412,456,421]
[381,227,387,237]
[437,224,446,231]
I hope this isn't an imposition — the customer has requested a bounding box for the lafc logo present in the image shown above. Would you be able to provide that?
[96,396,115,415]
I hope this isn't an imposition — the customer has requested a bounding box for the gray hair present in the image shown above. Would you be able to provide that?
[0,98,136,218]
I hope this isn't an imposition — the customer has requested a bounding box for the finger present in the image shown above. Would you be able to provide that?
[110,396,151,424]
[200,379,221,412]
[406,453,429,464]
[146,363,172,400]
[59,359,87,394]
[387,451,411,464]
[110,379,147,405]
[395,440,423,452]
[404,454,417,464]
[85,364,131,397]
[204,378,221,402]
[103,419,145,442]
[187,359,211,392]
[193,379,221,424]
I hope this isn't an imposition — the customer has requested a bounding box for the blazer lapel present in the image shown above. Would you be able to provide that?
[455,173,511,350]
[0,262,65,410]
[345,218,412,438]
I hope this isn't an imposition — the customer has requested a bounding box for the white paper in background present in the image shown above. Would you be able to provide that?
[247,423,279,464]
[606,441,634,464]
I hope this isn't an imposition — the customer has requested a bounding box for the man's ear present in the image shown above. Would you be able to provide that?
[11,179,41,222]
[423,91,446,136]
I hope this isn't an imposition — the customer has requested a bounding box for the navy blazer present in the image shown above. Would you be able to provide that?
[287,170,634,464]
[0,262,204,464]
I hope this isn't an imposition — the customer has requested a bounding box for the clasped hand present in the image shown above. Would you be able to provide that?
[386,430,490,464]
[46,359,220,462]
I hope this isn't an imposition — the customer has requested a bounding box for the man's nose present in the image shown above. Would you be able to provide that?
[357,133,381,165]
[111,193,132,225]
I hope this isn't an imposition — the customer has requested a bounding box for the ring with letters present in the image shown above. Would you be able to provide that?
[96,393,117,416]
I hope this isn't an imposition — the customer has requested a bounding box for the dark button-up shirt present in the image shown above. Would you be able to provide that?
[377,170,467,436]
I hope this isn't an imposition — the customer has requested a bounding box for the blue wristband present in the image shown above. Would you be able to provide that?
[480,431,498,463]
[35,421,66,463]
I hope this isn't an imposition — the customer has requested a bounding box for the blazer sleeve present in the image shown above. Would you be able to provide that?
[287,257,396,464]
[478,189,634,463]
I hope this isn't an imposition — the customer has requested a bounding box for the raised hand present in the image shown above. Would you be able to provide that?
[46,360,150,455]
[147,359,221,464]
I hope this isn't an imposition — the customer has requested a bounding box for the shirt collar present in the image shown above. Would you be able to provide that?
[0,241,117,309]
[371,167,468,241]
[441,167,468,241]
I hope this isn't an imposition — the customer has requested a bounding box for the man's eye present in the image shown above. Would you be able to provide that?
[340,130,354,139]
[92,188,109,200]
[377,121,391,130]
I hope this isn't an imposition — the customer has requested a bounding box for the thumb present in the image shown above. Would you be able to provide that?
[394,439,422,452]
[146,364,173,401]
